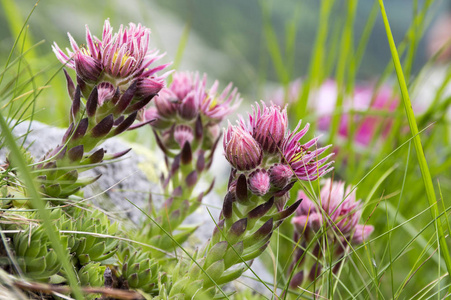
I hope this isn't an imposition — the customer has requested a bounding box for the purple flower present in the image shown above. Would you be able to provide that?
[248,169,270,196]
[250,101,288,153]
[281,123,334,181]
[201,80,241,122]
[52,19,168,99]
[174,125,194,148]
[292,179,373,242]
[351,224,374,244]
[269,164,293,189]
[223,122,262,171]
[150,72,241,124]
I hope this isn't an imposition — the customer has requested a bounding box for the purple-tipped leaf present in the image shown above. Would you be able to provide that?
[248,197,274,219]
[227,218,247,243]
[73,118,88,140]
[91,114,114,138]
[222,192,234,220]
[71,86,81,122]
[195,115,203,140]
[124,94,153,114]
[196,151,205,173]
[62,123,74,144]
[115,81,137,114]
[87,148,105,164]
[243,218,273,248]
[63,69,76,100]
[235,174,249,205]
[185,170,198,188]
[67,145,84,162]
[272,199,302,221]
[113,112,137,136]
[181,141,192,165]
[86,86,98,117]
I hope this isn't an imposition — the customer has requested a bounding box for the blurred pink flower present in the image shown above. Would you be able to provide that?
[150,72,241,125]
[293,179,373,243]
[270,79,398,147]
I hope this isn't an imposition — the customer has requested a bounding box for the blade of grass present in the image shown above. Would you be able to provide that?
[0,111,84,299]
[295,0,335,118]
[327,0,357,145]
[378,0,451,288]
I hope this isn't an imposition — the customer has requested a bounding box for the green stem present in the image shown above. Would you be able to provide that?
[378,0,451,286]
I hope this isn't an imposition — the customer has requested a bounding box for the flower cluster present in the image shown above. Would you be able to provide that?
[132,72,241,261]
[289,179,374,289]
[53,19,169,100]
[313,80,398,147]
[170,102,335,297]
[224,101,334,198]
[32,20,170,200]
[142,71,241,151]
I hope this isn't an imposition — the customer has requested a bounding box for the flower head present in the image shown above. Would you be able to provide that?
[281,123,334,181]
[151,72,241,124]
[223,122,262,171]
[250,101,288,153]
[53,20,168,99]
[293,179,373,242]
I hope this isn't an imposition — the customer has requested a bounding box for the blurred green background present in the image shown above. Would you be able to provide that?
[0,0,448,126]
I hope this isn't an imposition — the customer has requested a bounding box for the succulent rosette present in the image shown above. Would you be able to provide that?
[289,179,374,289]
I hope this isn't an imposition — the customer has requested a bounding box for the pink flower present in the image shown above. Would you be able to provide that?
[223,122,262,171]
[281,123,334,181]
[52,19,168,99]
[250,101,288,153]
[248,169,270,196]
[293,179,372,242]
[201,81,241,122]
[151,72,241,124]
[351,224,374,244]
[269,164,293,189]
[313,80,398,147]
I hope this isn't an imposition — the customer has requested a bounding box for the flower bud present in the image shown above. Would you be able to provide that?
[269,164,293,189]
[171,72,196,100]
[135,77,164,100]
[74,51,102,83]
[248,169,270,196]
[179,90,200,120]
[154,89,178,118]
[97,82,116,106]
[174,125,194,149]
[223,122,262,171]
[251,102,288,153]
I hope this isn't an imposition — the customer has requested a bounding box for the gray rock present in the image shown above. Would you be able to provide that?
[0,120,155,223]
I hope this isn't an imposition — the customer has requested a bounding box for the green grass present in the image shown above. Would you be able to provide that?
[0,0,450,299]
